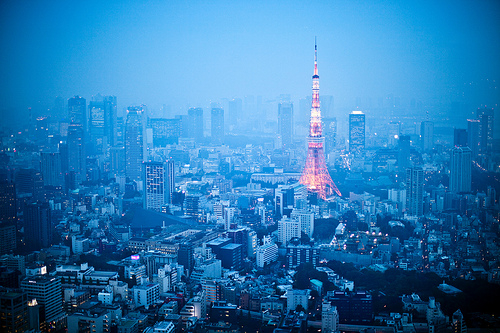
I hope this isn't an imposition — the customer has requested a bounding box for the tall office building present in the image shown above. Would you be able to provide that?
[14,169,43,201]
[24,202,52,251]
[477,107,494,153]
[228,98,242,127]
[21,276,63,329]
[452,309,467,333]
[322,301,339,333]
[0,291,29,333]
[320,95,334,118]
[0,181,17,255]
[150,118,181,146]
[211,108,224,145]
[67,124,86,183]
[467,119,480,159]
[88,95,117,153]
[349,111,365,153]
[143,162,167,211]
[450,147,472,193]
[406,167,424,217]
[125,106,146,181]
[40,152,63,187]
[68,96,87,131]
[278,217,300,246]
[454,128,467,147]
[166,159,175,205]
[420,121,434,151]
[187,107,204,143]
[323,117,337,153]
[398,135,411,172]
[278,102,293,148]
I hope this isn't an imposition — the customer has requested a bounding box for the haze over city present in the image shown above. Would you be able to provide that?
[1,0,499,121]
[0,1,500,333]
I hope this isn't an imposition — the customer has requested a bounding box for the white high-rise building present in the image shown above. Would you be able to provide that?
[144,162,167,211]
[291,209,315,238]
[286,289,310,313]
[133,283,159,308]
[278,217,300,245]
[256,236,278,268]
[322,301,339,333]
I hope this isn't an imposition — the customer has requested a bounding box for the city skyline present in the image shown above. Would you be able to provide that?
[1,0,499,124]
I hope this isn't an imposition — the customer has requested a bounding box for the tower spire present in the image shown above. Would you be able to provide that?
[299,40,341,199]
[314,37,318,77]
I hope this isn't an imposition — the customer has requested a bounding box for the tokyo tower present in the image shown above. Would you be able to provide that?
[299,41,341,199]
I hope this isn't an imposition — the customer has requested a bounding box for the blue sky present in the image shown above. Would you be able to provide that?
[1,0,499,115]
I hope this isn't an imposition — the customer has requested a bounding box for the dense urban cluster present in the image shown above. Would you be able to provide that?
[0,86,499,333]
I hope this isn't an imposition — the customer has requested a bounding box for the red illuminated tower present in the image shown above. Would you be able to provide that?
[299,41,341,199]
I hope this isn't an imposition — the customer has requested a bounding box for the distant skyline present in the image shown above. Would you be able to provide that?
[1,0,499,121]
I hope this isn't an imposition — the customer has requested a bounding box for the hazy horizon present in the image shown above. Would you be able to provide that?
[1,0,499,125]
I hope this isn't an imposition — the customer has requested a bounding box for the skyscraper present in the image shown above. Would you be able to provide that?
[420,121,434,151]
[467,119,480,158]
[406,167,424,217]
[228,98,242,127]
[24,202,52,251]
[0,181,17,255]
[187,107,204,143]
[323,117,337,153]
[88,95,117,153]
[67,124,86,184]
[150,118,181,146]
[21,276,63,329]
[450,147,471,193]
[166,159,175,205]
[0,291,29,333]
[453,128,467,147]
[278,102,293,148]
[143,161,167,211]
[68,95,87,131]
[211,107,224,145]
[40,152,63,187]
[299,42,341,199]
[349,111,365,153]
[477,107,494,153]
[398,135,411,172]
[125,106,146,181]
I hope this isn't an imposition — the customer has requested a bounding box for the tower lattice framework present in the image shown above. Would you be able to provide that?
[299,42,341,199]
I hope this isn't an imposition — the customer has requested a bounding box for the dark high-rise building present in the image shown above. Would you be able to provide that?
[211,108,224,145]
[67,124,86,184]
[420,121,434,151]
[349,111,365,153]
[21,276,63,329]
[177,242,194,274]
[406,167,424,217]
[228,98,242,127]
[0,181,18,254]
[88,95,117,153]
[450,147,471,193]
[467,119,480,159]
[68,96,87,131]
[453,128,467,147]
[143,161,167,211]
[0,181,17,224]
[328,291,372,324]
[40,152,63,187]
[150,118,181,146]
[14,169,43,201]
[398,135,411,172]
[109,146,126,176]
[0,290,29,333]
[187,107,204,143]
[323,117,337,153]
[24,202,52,251]
[125,106,146,181]
[219,243,244,271]
[477,107,494,153]
[278,102,293,148]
